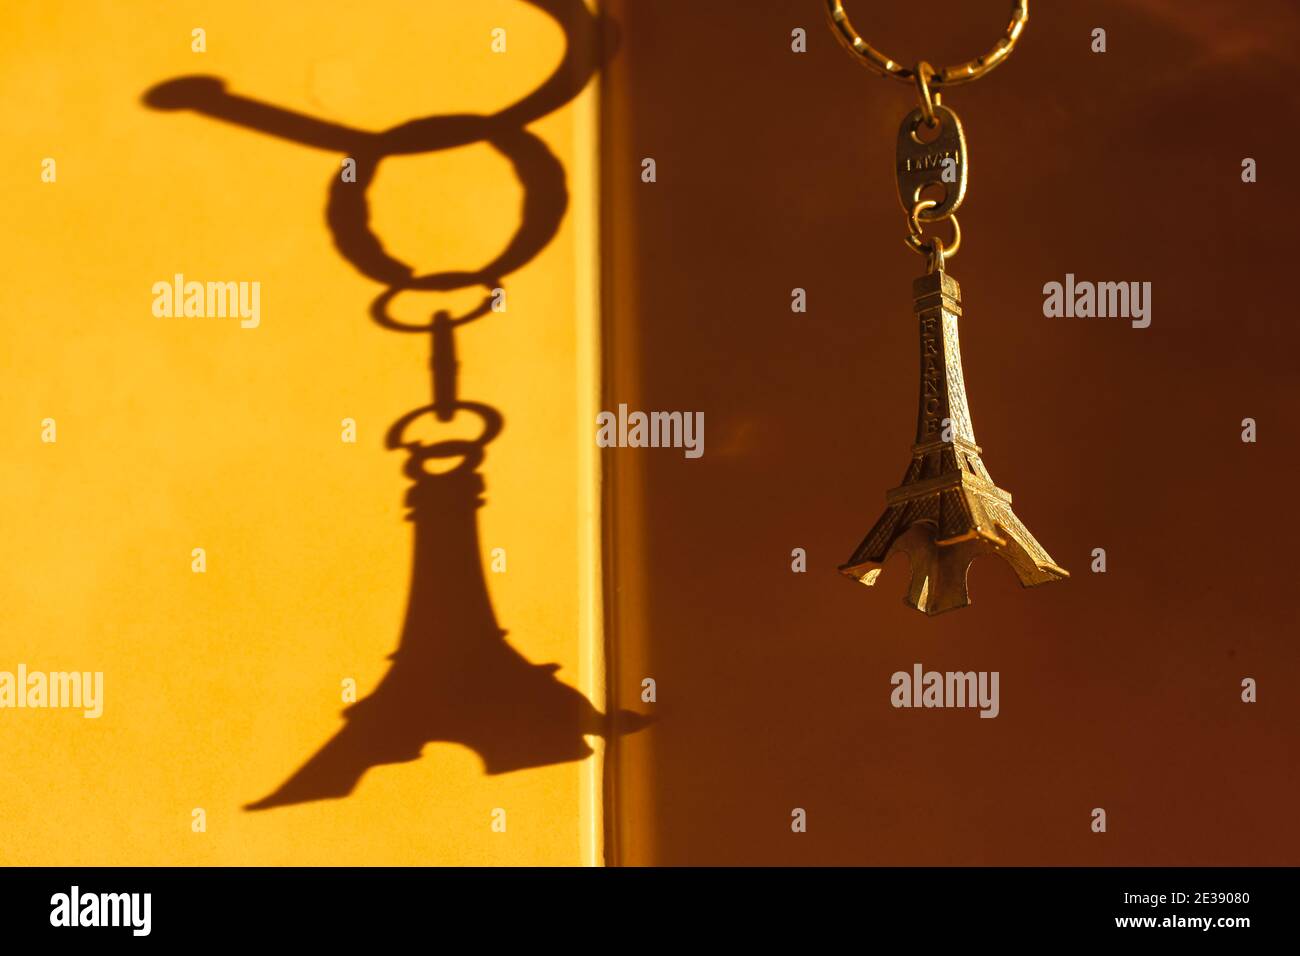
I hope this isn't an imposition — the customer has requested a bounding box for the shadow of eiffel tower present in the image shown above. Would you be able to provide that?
[247,455,643,809]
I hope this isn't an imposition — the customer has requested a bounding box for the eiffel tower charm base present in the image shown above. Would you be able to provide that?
[840,268,1067,615]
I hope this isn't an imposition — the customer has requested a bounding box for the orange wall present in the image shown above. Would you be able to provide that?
[0,0,604,865]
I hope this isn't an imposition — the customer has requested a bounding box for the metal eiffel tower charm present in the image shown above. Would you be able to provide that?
[840,261,1067,614]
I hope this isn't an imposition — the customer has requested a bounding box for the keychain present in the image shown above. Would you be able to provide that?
[826,1,1067,615]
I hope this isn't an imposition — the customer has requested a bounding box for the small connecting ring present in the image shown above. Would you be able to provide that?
[907,198,937,240]
[926,237,946,274]
[905,200,961,260]
[825,1,1028,87]
[914,61,937,126]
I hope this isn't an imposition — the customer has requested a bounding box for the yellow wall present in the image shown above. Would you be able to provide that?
[0,0,601,865]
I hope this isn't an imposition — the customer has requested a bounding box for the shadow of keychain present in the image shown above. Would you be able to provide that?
[371,287,503,480]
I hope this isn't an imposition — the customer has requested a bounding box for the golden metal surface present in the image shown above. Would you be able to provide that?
[839,264,1066,614]
[825,0,1028,87]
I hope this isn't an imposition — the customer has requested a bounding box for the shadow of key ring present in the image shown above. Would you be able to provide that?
[825,1,1028,87]
[387,401,504,479]
[330,118,568,294]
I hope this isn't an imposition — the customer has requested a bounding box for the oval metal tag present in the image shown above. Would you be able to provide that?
[896,104,967,221]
